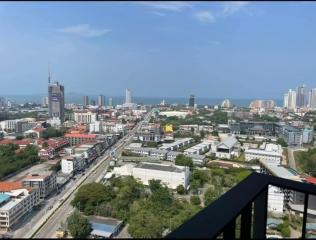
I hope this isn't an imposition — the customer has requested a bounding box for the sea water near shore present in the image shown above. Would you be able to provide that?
[0,94,282,107]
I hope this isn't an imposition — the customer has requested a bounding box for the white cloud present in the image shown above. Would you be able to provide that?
[58,24,111,37]
[138,1,193,12]
[151,11,166,17]
[222,1,249,16]
[195,11,216,23]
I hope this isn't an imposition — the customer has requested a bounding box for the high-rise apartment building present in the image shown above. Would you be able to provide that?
[98,94,105,107]
[125,88,132,104]
[48,71,65,123]
[188,94,195,107]
[249,100,275,110]
[83,96,89,106]
[296,85,307,108]
[41,96,49,107]
[284,89,296,110]
[283,93,289,108]
[309,88,316,110]
[108,97,113,107]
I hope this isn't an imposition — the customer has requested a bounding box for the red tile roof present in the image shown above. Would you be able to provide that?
[64,133,97,138]
[0,139,33,146]
[0,181,23,192]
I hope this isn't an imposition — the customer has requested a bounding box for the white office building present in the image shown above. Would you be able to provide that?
[284,89,297,110]
[125,88,132,104]
[74,111,97,124]
[0,183,40,231]
[61,155,85,175]
[245,143,283,164]
[309,88,316,110]
[268,185,285,213]
[113,162,190,189]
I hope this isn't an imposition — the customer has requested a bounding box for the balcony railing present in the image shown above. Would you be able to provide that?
[167,172,316,239]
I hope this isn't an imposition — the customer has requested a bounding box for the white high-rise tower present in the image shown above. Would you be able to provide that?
[125,88,132,104]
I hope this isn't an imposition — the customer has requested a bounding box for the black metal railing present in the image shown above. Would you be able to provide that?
[167,172,316,239]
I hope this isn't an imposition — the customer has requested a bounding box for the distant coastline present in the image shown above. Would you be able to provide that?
[0,94,283,107]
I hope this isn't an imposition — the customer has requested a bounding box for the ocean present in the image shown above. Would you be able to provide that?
[0,94,283,108]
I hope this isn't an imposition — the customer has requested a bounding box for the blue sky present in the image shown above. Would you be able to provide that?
[0,1,316,99]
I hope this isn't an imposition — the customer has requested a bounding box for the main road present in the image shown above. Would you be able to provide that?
[31,109,153,239]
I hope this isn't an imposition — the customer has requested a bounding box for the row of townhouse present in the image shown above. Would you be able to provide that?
[125,146,206,166]
[159,138,194,151]
[183,140,213,155]
[61,135,118,175]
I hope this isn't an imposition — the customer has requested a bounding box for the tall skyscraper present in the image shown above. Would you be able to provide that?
[83,96,89,106]
[48,73,65,123]
[284,89,296,110]
[288,89,297,110]
[189,94,195,107]
[283,93,289,108]
[108,97,113,107]
[98,94,105,107]
[125,88,132,104]
[91,99,96,106]
[42,96,49,107]
[309,88,316,110]
[296,85,307,108]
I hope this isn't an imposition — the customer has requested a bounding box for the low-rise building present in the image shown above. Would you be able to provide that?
[166,151,206,166]
[22,171,57,199]
[303,127,314,144]
[184,140,212,155]
[64,133,97,146]
[215,136,240,159]
[149,149,168,160]
[88,216,123,238]
[0,182,40,231]
[74,111,97,124]
[113,162,190,189]
[258,159,316,216]
[245,143,283,164]
[159,138,193,151]
[61,155,85,175]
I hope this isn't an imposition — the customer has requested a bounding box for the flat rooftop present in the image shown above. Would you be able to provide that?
[135,162,185,173]
[260,159,300,180]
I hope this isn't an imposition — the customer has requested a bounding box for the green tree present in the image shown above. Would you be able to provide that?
[149,179,163,193]
[276,222,290,237]
[190,196,201,205]
[71,183,115,215]
[67,210,91,238]
[176,185,186,195]
[175,154,193,170]
[276,138,288,147]
[200,130,205,138]
[204,186,222,206]
[211,131,219,136]
[42,127,65,139]
[128,208,164,238]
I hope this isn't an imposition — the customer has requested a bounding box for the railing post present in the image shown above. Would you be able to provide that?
[223,219,236,239]
[240,203,252,239]
[302,193,309,239]
[253,186,268,239]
